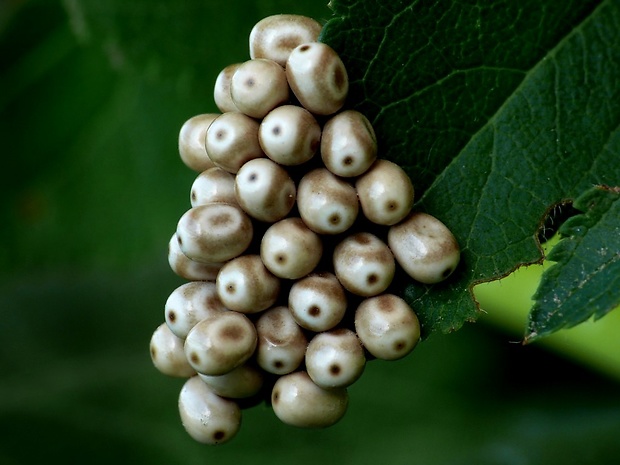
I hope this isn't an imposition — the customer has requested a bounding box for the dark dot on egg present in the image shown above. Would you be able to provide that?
[333,66,346,91]
[308,305,321,317]
[386,200,398,211]
[394,340,406,352]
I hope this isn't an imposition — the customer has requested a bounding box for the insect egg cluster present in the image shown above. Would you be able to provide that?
[150,14,461,445]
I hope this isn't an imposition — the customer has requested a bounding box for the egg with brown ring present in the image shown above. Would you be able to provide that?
[213,63,241,113]
[150,323,196,378]
[260,217,323,279]
[288,272,347,332]
[234,158,296,223]
[286,42,348,116]
[184,311,257,376]
[216,255,281,314]
[178,376,241,445]
[176,203,253,264]
[255,306,308,375]
[297,168,359,235]
[271,371,348,428]
[333,232,395,297]
[191,167,237,207]
[230,58,289,119]
[198,363,264,399]
[249,14,322,66]
[164,281,227,339]
[305,328,366,389]
[178,113,219,172]
[354,294,420,361]
[321,110,377,177]
[388,212,460,284]
[205,112,264,174]
[167,232,223,281]
[259,105,321,166]
[356,159,414,226]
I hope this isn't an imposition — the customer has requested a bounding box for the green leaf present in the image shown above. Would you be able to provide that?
[526,186,620,341]
[321,0,620,336]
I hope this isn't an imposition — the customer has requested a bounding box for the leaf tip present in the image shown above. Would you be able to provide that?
[522,331,538,345]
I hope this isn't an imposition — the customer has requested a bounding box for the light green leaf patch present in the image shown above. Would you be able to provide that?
[526,186,620,341]
[321,0,620,336]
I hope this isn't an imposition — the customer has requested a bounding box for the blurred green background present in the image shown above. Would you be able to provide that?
[1,1,619,464]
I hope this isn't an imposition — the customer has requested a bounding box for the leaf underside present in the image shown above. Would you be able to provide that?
[321,0,620,337]
[526,186,620,341]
